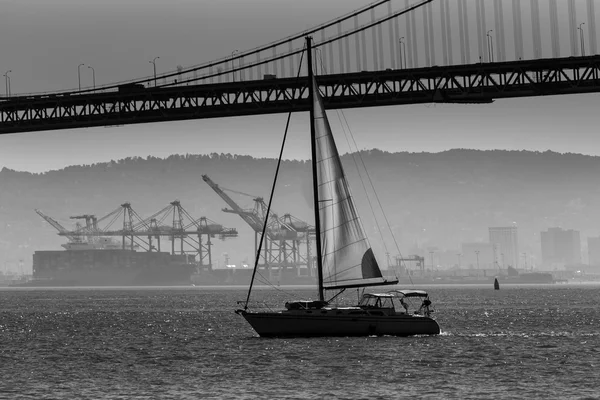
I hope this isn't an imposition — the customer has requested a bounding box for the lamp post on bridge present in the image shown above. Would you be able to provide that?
[78,63,85,91]
[87,66,95,89]
[486,30,494,63]
[3,70,11,97]
[150,57,160,87]
[398,37,407,69]
[231,50,239,82]
[578,23,586,57]
[475,250,480,270]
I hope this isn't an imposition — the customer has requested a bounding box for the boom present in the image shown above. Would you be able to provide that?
[202,174,265,233]
[35,209,78,242]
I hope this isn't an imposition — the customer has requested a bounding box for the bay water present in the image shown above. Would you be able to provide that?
[1,284,599,399]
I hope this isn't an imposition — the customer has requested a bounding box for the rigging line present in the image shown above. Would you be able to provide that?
[322,110,384,255]
[334,111,391,260]
[244,47,306,310]
[316,41,397,281]
[337,110,413,285]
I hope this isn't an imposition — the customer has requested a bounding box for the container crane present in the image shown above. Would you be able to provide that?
[70,214,99,244]
[54,201,238,270]
[35,209,81,243]
[202,174,314,276]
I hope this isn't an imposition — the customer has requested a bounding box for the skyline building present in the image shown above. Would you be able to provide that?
[540,227,581,267]
[588,237,600,266]
[489,226,519,269]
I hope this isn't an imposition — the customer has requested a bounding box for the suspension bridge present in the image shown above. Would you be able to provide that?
[1,0,600,134]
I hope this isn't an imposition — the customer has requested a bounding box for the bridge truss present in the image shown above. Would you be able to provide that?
[3,0,600,133]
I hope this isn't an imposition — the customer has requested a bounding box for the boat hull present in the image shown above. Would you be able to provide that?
[238,310,440,337]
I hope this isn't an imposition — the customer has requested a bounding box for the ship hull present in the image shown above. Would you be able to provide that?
[238,309,440,337]
[29,249,195,286]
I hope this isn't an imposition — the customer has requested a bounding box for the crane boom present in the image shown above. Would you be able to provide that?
[35,209,77,241]
[202,174,266,234]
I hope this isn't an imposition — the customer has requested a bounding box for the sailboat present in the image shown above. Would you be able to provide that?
[236,37,440,337]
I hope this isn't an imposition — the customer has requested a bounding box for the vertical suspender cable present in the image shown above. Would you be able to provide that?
[441,0,449,65]
[328,36,335,73]
[378,9,385,68]
[513,0,524,60]
[480,0,488,62]
[355,15,362,71]
[338,22,345,73]
[388,2,396,69]
[462,0,470,64]
[444,0,453,65]
[405,0,413,68]
[371,9,379,70]
[497,0,506,61]
[361,23,368,70]
[458,0,466,64]
[587,0,597,55]
[549,0,559,58]
[423,5,431,67]
[427,2,435,66]
[411,1,418,67]
[531,0,541,58]
[568,0,578,56]
[394,10,401,68]
[345,35,351,73]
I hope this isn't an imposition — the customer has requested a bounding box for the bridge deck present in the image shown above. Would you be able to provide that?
[1,56,599,134]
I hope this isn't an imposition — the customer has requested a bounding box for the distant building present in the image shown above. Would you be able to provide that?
[489,226,519,268]
[541,227,581,268]
[461,243,495,269]
[588,237,600,267]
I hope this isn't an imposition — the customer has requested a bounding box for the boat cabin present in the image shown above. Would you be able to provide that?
[359,290,433,316]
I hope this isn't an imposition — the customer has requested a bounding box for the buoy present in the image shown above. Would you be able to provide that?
[494,278,500,290]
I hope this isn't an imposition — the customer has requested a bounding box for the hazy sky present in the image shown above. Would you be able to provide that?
[1,0,599,172]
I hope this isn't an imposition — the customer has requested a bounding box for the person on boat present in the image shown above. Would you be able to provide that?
[399,298,409,314]
[418,299,432,317]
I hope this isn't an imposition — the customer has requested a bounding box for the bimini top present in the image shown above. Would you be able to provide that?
[387,290,430,298]
[362,293,396,299]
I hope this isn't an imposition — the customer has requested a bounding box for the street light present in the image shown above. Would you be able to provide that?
[475,250,480,270]
[3,70,11,97]
[87,66,96,89]
[231,50,239,82]
[457,253,462,268]
[399,37,407,69]
[486,30,494,62]
[149,57,160,87]
[78,63,85,91]
[578,23,586,57]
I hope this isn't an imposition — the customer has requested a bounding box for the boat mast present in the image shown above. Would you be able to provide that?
[306,36,325,302]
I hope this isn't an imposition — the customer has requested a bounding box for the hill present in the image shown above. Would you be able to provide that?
[1,149,599,273]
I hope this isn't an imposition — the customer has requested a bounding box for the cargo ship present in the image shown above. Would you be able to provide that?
[14,249,197,287]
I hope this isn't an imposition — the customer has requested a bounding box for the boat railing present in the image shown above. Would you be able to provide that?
[236,300,279,312]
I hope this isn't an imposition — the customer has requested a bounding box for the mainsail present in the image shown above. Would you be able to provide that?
[312,78,396,290]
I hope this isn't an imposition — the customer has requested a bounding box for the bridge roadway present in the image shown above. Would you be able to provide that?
[1,55,599,134]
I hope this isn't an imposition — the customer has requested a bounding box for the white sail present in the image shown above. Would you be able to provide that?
[312,78,395,290]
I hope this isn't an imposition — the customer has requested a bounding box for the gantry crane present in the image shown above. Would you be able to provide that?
[202,174,314,272]
[53,201,238,270]
[35,209,83,244]
[70,214,99,244]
